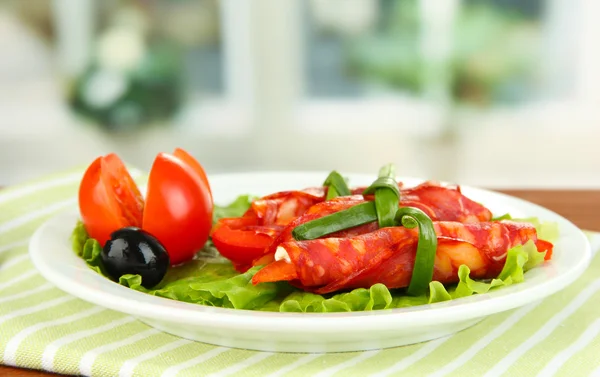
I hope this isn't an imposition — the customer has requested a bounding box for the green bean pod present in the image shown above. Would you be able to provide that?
[323,171,351,200]
[363,164,400,228]
[395,207,438,296]
[292,202,377,240]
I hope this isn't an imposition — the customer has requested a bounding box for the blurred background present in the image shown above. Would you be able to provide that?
[0,0,598,188]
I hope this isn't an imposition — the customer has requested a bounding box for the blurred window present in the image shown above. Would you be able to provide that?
[5,0,224,97]
[452,0,548,106]
[305,0,421,98]
[303,0,567,108]
[96,0,224,97]
[61,0,225,130]
[0,0,594,136]
[4,0,227,132]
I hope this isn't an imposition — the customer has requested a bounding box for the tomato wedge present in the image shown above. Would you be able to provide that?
[173,147,212,200]
[211,219,275,271]
[78,153,144,246]
[142,152,213,265]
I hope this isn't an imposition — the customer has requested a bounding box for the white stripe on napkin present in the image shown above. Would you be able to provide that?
[0,169,142,237]
[591,360,600,377]
[314,350,380,377]
[0,198,77,234]
[118,338,192,377]
[0,254,30,272]
[484,278,600,377]
[0,169,142,206]
[79,328,160,377]
[160,347,230,377]
[41,316,137,372]
[3,306,105,365]
[265,354,322,377]
[0,295,75,326]
[0,172,82,205]
[537,319,600,377]
[370,336,450,377]
[429,301,542,377]
[206,352,274,377]
[0,239,29,256]
[0,269,38,292]
[0,283,53,305]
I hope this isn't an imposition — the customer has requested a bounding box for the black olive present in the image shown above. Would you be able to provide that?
[101,227,170,288]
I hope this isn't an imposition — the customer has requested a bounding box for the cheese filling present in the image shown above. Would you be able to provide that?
[274,246,291,263]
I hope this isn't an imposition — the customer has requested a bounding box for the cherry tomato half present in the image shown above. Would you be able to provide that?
[173,148,212,200]
[78,153,144,246]
[142,152,213,265]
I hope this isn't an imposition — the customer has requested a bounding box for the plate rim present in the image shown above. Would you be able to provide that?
[29,172,592,333]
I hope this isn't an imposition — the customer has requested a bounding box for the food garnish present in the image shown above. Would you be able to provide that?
[102,227,169,288]
[78,148,212,268]
[73,159,557,312]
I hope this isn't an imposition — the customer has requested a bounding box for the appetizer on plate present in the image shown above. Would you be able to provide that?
[71,150,557,312]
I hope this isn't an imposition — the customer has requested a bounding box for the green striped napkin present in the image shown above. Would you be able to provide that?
[1,169,599,377]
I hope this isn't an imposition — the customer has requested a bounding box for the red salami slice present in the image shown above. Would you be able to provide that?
[251,221,552,294]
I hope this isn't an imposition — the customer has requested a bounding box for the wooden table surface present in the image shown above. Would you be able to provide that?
[2,189,599,377]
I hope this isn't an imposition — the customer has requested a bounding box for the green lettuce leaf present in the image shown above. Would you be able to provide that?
[189,266,279,309]
[452,265,504,299]
[72,223,548,311]
[280,284,393,313]
[496,247,528,284]
[277,239,548,311]
[71,220,89,257]
[428,281,453,303]
[491,214,559,243]
[391,294,429,308]
[520,240,547,271]
[80,238,109,276]
[428,240,546,302]
[513,217,559,243]
[213,195,256,223]
[71,220,109,277]
[280,291,326,312]
[120,264,280,310]
[491,213,512,221]
[71,200,552,312]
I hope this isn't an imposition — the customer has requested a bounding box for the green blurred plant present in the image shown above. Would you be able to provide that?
[450,4,540,105]
[343,1,541,106]
[345,0,422,93]
[69,41,184,132]
[68,3,186,132]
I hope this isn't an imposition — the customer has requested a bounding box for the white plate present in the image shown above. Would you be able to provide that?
[29,172,591,353]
